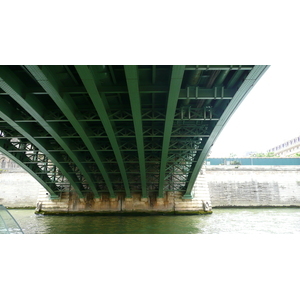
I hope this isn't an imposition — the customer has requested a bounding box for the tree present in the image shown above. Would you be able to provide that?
[250,152,277,157]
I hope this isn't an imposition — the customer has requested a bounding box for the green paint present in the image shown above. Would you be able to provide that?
[0,141,58,198]
[75,65,131,198]
[124,66,147,198]
[158,66,185,198]
[0,65,269,203]
[24,65,114,198]
[183,65,270,198]
[0,66,85,197]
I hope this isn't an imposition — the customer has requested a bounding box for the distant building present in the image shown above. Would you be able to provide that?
[268,135,300,157]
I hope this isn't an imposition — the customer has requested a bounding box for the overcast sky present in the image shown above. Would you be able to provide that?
[2,0,299,291]
[210,64,300,157]
[1,1,299,160]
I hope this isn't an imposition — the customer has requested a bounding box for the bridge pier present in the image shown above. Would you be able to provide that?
[34,197,212,215]
[35,169,212,215]
[35,191,212,215]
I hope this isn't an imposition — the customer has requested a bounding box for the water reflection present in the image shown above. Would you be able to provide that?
[8,208,300,234]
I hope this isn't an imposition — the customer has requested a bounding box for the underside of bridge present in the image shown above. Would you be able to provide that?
[0,65,269,214]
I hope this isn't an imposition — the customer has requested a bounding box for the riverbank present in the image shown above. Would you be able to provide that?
[1,153,300,209]
[205,165,300,207]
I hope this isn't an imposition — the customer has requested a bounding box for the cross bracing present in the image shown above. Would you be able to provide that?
[0,65,269,199]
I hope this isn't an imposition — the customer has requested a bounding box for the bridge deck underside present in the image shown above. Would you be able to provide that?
[0,65,268,199]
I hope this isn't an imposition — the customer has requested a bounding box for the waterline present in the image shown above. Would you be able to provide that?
[7,207,300,234]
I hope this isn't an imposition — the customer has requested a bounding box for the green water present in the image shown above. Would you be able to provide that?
[7,207,300,234]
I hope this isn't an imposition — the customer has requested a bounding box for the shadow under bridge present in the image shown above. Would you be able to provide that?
[0,65,269,200]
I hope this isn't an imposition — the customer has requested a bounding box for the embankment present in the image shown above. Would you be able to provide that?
[205,165,300,207]
[1,154,300,208]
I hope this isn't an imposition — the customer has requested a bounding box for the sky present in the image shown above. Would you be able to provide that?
[2,4,298,159]
[209,64,300,157]
[1,4,298,158]
[2,1,300,296]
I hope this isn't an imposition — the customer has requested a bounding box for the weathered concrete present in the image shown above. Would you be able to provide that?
[35,190,211,215]
[206,165,300,207]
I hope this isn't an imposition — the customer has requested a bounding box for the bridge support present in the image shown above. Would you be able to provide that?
[34,167,212,215]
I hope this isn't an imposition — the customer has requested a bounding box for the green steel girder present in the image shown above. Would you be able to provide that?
[0,66,102,198]
[0,65,269,200]
[184,65,254,70]
[24,65,115,198]
[1,86,236,101]
[158,66,185,198]
[63,107,217,122]
[178,87,235,100]
[1,109,215,124]
[75,65,131,198]
[37,126,209,139]
[0,139,59,196]
[183,65,270,199]
[124,65,148,197]
[226,70,244,89]
[0,98,81,195]
[18,85,169,95]
[23,67,99,197]
[0,131,210,139]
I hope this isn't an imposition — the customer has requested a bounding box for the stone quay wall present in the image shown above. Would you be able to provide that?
[205,165,300,207]
[2,153,300,210]
[0,155,46,208]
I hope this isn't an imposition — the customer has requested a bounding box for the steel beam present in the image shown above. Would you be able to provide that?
[185,65,254,70]
[0,66,102,198]
[0,99,76,198]
[0,65,270,200]
[25,65,115,198]
[0,140,59,197]
[124,65,147,198]
[5,117,218,123]
[183,65,270,199]
[75,65,131,198]
[1,86,236,99]
[226,70,244,89]
[158,66,185,198]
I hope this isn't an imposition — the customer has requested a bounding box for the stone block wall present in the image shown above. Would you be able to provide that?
[2,152,300,210]
[205,165,300,207]
[0,154,47,208]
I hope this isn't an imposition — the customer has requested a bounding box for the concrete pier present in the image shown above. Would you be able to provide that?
[35,190,212,215]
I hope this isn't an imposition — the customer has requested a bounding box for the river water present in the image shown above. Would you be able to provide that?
[7,207,300,234]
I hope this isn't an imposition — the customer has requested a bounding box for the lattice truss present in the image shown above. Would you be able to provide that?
[0,132,72,193]
[0,65,267,198]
